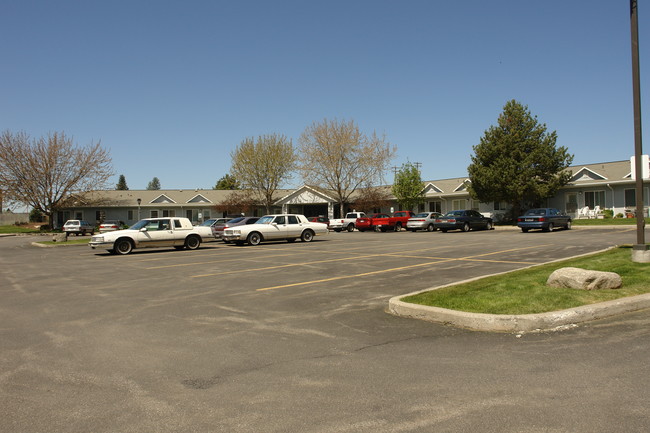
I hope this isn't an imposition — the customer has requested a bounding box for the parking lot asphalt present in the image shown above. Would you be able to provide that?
[2,227,650,432]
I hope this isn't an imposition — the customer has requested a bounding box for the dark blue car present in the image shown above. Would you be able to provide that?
[517,208,572,232]
[434,210,494,232]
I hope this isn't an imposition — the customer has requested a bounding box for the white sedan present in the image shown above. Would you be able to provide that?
[222,214,328,246]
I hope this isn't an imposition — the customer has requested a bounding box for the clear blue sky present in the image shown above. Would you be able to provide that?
[2,1,648,190]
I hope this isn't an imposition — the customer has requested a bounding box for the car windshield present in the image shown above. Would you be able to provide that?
[444,211,464,217]
[228,217,245,224]
[199,219,216,226]
[525,209,547,216]
[129,220,150,230]
[415,213,429,218]
[65,221,79,225]
[256,216,275,224]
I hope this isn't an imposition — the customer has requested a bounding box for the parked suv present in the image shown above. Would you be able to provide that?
[63,220,95,236]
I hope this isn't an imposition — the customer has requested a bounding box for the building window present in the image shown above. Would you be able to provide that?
[162,209,175,217]
[624,188,650,207]
[128,210,134,220]
[471,200,480,211]
[429,201,441,213]
[451,199,467,210]
[584,191,605,208]
[75,212,83,220]
[494,201,507,211]
[151,210,159,218]
[203,210,211,220]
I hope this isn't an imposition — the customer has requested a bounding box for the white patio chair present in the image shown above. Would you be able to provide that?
[578,206,590,219]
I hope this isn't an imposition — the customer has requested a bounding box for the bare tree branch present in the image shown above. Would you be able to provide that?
[0,130,113,223]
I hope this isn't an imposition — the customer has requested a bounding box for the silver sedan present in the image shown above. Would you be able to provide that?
[406,212,442,232]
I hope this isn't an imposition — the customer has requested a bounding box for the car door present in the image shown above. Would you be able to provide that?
[285,215,303,238]
[137,219,173,247]
[469,210,485,229]
[266,215,287,240]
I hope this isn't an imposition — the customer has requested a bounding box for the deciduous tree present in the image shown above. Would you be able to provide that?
[298,118,396,218]
[352,184,392,213]
[391,162,425,211]
[468,100,574,218]
[0,130,113,225]
[230,133,296,213]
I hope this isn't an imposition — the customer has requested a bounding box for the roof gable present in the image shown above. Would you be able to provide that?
[150,194,176,204]
[570,167,607,182]
[423,183,443,194]
[187,194,212,203]
[275,185,336,205]
[454,179,471,192]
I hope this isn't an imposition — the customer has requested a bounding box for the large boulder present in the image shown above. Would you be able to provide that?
[52,233,68,242]
[547,267,622,290]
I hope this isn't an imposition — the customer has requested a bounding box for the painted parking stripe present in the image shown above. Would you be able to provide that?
[255,244,550,292]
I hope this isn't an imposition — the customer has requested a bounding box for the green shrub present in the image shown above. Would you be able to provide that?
[603,209,614,219]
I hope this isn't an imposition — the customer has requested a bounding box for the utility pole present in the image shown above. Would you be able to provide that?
[630,0,650,261]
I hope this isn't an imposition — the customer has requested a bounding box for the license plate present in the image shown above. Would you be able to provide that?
[525,218,534,222]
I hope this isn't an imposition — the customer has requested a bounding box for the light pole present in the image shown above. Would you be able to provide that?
[137,198,141,220]
[630,0,650,261]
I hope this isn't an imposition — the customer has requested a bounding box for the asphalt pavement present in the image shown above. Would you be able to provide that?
[1,227,649,432]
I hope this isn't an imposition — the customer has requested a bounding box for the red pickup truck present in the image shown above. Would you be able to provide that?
[356,211,417,232]
[391,210,417,231]
[355,213,391,231]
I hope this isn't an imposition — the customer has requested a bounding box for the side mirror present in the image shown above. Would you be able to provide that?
[140,227,147,232]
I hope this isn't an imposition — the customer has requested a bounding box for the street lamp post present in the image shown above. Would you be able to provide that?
[137,198,142,221]
[630,0,650,261]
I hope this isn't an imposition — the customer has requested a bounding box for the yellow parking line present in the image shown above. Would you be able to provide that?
[189,247,447,278]
[255,244,550,292]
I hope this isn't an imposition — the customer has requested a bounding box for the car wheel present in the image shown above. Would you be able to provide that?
[347,224,354,232]
[462,222,470,232]
[546,223,554,232]
[566,221,572,230]
[301,230,314,242]
[184,235,201,250]
[115,239,133,255]
[394,223,402,232]
[485,221,493,230]
[426,224,435,232]
[247,232,262,246]
[521,228,529,233]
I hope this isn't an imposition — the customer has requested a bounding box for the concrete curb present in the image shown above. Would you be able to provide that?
[388,246,650,333]
[389,292,650,333]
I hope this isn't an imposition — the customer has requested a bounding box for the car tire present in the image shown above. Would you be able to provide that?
[301,230,314,242]
[247,232,262,246]
[546,223,554,232]
[426,224,435,232]
[184,235,201,250]
[485,221,493,230]
[394,223,402,232]
[115,239,133,255]
[334,229,342,233]
[347,224,354,232]
[566,221,572,230]
[521,228,529,233]
[462,223,470,232]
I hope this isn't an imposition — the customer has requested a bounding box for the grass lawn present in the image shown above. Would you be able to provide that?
[0,225,42,234]
[401,246,650,315]
[571,217,650,226]
[37,238,91,246]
